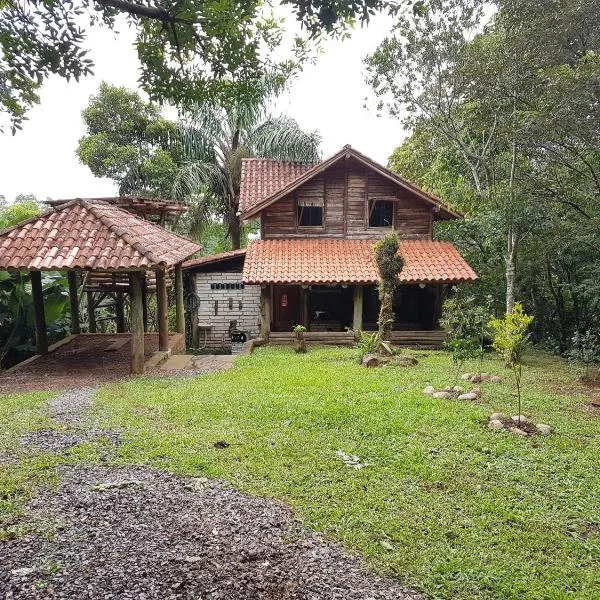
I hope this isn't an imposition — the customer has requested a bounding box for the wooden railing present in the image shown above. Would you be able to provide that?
[267,330,445,348]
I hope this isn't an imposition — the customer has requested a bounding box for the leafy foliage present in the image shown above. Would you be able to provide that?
[567,330,600,380]
[489,302,534,422]
[373,233,404,339]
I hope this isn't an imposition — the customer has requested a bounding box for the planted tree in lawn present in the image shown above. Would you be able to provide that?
[292,324,307,354]
[488,302,534,425]
[373,233,404,350]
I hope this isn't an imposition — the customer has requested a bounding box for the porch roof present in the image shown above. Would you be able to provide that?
[0,198,202,271]
[242,239,477,285]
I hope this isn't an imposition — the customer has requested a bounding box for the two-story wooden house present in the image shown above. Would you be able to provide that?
[184,146,476,349]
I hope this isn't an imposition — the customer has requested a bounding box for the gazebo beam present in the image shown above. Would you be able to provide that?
[67,271,80,334]
[129,271,145,374]
[156,268,169,352]
[175,264,185,334]
[30,271,48,355]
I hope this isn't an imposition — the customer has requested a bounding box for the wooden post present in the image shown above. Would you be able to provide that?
[30,270,48,355]
[260,285,271,337]
[115,292,125,333]
[67,271,80,334]
[129,271,145,375]
[156,268,169,352]
[174,264,185,334]
[353,284,363,333]
[142,279,149,333]
[86,291,97,333]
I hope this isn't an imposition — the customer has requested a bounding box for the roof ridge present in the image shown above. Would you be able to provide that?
[82,200,161,266]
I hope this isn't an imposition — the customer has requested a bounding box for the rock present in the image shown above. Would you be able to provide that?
[487,419,504,430]
[511,415,532,425]
[460,373,472,380]
[471,387,482,397]
[509,427,529,437]
[481,372,489,379]
[490,412,504,421]
[490,375,502,383]
[397,356,418,367]
[11,567,35,577]
[92,480,145,491]
[362,354,379,368]
[536,423,552,435]
[458,392,478,401]
[470,375,482,383]
[423,386,436,395]
[432,391,452,399]
[214,440,230,449]
[443,386,453,392]
[379,540,394,551]
[452,386,464,393]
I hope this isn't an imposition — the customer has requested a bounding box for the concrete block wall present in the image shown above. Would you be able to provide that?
[193,271,261,348]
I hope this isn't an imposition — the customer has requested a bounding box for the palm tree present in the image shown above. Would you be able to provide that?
[173,83,321,249]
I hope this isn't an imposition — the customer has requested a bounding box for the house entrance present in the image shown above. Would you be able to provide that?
[307,285,353,332]
[273,285,301,332]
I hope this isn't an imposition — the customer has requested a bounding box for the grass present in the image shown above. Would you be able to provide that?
[84,347,600,600]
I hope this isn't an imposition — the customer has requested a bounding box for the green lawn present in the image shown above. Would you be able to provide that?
[1,348,599,598]
[89,347,600,600]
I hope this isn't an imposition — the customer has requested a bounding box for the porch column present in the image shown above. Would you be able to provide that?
[156,268,169,352]
[129,271,145,375]
[86,291,97,333]
[353,284,363,332]
[260,285,271,337]
[67,271,80,334]
[142,279,149,332]
[115,292,125,333]
[30,270,48,355]
[174,264,185,334]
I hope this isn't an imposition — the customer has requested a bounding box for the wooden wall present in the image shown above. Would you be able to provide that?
[260,159,434,240]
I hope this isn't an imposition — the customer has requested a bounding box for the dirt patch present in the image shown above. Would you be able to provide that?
[1,465,422,600]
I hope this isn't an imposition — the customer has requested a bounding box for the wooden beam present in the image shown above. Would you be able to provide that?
[67,271,80,334]
[353,285,363,333]
[129,271,145,375]
[86,291,97,333]
[174,264,185,335]
[115,291,125,333]
[260,285,271,337]
[156,268,169,352]
[30,271,48,355]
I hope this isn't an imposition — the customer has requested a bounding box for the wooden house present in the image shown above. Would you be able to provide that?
[184,146,476,349]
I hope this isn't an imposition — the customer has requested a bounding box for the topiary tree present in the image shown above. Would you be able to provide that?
[488,302,534,425]
[373,233,404,342]
[292,324,307,354]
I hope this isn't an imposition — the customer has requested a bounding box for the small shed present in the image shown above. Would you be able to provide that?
[0,198,202,374]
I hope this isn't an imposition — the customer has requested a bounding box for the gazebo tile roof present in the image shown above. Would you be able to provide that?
[0,199,202,271]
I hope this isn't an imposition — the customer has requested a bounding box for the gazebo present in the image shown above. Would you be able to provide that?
[0,198,202,374]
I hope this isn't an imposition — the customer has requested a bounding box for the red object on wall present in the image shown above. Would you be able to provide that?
[281,293,288,308]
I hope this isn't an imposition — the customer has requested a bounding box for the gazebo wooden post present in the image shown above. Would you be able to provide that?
[353,285,363,333]
[30,270,48,355]
[67,271,80,334]
[115,292,125,333]
[156,268,169,352]
[86,291,97,333]
[174,264,185,334]
[129,271,145,374]
[142,279,149,333]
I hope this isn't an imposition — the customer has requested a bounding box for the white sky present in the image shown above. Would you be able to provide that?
[0,13,404,203]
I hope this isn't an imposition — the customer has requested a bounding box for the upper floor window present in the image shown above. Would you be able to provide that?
[297,198,323,227]
[369,200,394,227]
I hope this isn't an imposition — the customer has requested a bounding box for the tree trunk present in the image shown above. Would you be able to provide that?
[505,226,517,315]
[230,214,241,250]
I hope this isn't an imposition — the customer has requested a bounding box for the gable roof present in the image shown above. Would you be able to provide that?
[242,239,477,285]
[0,199,202,271]
[239,159,315,214]
[183,248,247,270]
[239,145,462,220]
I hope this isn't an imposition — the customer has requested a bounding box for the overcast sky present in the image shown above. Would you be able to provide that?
[0,13,404,203]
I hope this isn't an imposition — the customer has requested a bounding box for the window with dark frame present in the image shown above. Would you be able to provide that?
[369,199,394,227]
[297,200,323,227]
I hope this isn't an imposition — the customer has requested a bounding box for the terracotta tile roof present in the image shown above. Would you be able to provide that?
[239,158,315,214]
[183,248,246,270]
[0,199,202,271]
[242,239,477,285]
[239,146,461,220]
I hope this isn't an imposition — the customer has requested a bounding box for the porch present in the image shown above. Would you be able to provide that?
[267,330,446,348]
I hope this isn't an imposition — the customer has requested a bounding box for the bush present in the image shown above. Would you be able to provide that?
[567,330,600,380]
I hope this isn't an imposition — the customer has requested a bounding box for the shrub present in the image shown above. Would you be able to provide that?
[373,233,404,340]
[567,330,600,380]
[292,324,307,354]
[489,303,534,425]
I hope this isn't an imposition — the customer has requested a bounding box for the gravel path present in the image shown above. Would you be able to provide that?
[2,390,422,600]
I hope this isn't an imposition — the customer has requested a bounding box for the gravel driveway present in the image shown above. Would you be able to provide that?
[1,389,422,600]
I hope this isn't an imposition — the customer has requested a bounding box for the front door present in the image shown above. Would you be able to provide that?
[273,285,301,331]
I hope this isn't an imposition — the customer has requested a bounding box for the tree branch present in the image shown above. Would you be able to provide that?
[95,0,176,23]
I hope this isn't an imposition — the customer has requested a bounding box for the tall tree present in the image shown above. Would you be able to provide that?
[76,83,180,197]
[173,81,321,249]
[0,0,391,132]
